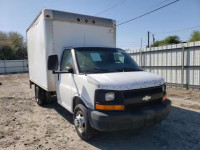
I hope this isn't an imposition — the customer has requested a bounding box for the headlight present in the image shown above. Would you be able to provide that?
[105,92,115,101]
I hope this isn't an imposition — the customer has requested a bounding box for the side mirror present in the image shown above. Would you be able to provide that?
[48,55,58,71]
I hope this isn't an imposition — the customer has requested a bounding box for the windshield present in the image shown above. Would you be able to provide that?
[75,47,141,73]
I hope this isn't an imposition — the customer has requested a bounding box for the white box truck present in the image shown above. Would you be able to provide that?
[27,9,171,140]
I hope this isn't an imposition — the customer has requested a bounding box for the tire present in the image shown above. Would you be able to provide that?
[35,85,46,106]
[73,104,96,140]
[45,92,52,103]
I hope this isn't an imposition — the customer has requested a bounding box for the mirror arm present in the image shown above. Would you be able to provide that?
[52,71,70,74]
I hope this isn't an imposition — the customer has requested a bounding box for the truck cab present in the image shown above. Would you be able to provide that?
[47,47,171,140]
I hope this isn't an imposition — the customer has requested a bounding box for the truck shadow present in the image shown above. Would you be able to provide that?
[43,101,74,124]
[44,102,200,150]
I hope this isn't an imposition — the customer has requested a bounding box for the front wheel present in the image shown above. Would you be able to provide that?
[73,104,96,140]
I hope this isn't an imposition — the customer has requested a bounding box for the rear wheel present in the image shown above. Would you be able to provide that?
[73,104,96,140]
[35,85,46,106]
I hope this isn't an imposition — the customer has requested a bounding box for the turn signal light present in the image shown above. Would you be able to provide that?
[96,104,124,111]
[162,96,167,102]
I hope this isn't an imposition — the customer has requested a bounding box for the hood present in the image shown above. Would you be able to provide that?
[86,71,164,90]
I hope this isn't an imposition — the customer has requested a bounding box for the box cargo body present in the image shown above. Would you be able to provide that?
[27,9,116,91]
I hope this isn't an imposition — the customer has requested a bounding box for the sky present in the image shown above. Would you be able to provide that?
[0,0,200,49]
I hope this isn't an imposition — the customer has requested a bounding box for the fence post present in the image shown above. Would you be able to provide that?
[3,61,6,74]
[186,44,190,90]
[140,49,142,68]
[22,60,25,72]
[149,47,151,72]
[181,43,185,88]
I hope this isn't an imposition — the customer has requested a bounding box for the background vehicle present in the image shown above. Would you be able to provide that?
[27,9,171,140]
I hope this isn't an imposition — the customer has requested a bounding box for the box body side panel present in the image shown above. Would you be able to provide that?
[27,14,55,91]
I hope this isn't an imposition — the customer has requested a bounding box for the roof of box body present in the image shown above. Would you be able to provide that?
[27,9,116,32]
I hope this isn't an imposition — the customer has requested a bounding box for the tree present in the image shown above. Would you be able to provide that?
[189,30,200,42]
[15,42,27,59]
[0,31,27,60]
[0,31,7,42]
[0,44,15,60]
[7,32,24,52]
[151,36,181,47]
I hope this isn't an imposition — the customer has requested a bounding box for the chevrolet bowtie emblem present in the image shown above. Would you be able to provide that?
[142,96,151,101]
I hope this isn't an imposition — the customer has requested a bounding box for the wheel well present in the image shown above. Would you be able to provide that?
[73,97,86,112]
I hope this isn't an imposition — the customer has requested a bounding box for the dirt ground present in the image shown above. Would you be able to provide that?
[0,73,200,150]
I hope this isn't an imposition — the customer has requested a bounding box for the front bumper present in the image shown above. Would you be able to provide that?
[88,99,171,131]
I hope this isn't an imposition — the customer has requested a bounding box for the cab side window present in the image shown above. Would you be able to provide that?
[60,50,73,71]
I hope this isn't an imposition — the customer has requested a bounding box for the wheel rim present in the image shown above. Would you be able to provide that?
[74,111,86,134]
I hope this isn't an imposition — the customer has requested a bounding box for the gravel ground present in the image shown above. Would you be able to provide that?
[0,73,200,150]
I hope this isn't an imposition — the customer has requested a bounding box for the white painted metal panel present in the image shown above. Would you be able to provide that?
[0,62,4,67]
[0,68,4,73]
[126,41,200,88]
[0,60,28,74]
[5,61,23,67]
[162,52,167,66]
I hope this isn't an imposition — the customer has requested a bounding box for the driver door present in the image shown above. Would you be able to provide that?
[57,49,74,112]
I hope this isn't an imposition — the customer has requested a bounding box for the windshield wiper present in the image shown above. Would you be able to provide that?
[117,68,141,72]
[83,68,111,73]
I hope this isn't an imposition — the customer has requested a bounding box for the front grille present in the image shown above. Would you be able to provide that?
[125,99,162,111]
[123,86,163,99]
[123,86,163,111]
